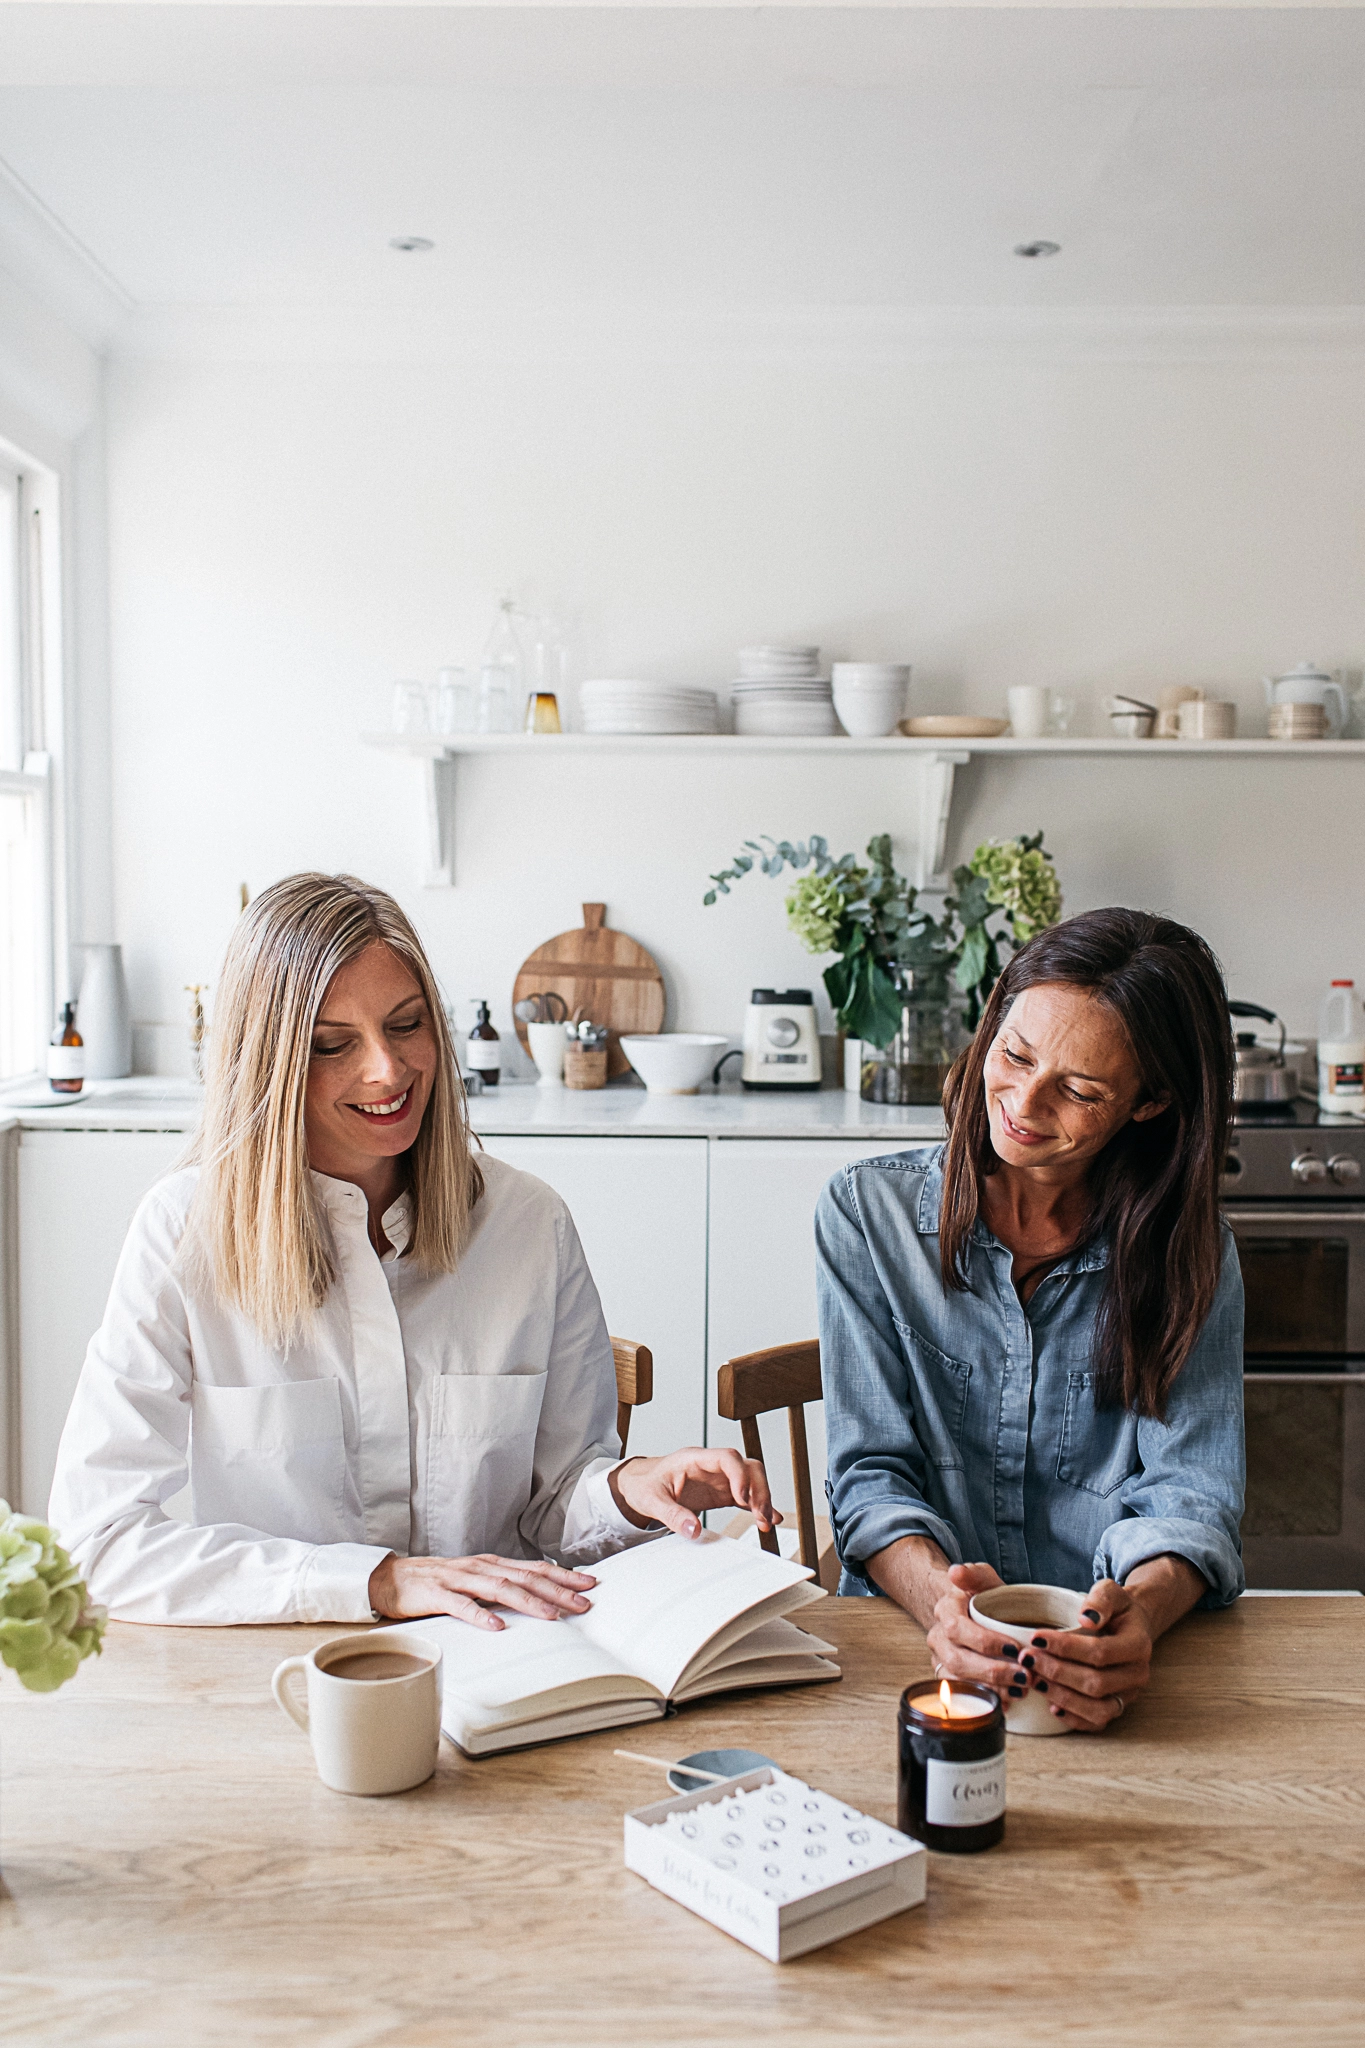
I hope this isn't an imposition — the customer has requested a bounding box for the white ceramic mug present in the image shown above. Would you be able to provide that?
[271,1631,443,1794]
[968,1582,1087,1737]
[527,1020,567,1086]
[1006,685,1052,739]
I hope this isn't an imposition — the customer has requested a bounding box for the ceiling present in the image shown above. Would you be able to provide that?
[2,5,1365,326]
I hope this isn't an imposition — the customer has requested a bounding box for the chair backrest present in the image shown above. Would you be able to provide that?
[716,1340,822,1571]
[611,1338,654,1456]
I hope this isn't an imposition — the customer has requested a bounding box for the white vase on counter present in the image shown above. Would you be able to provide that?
[76,944,132,1079]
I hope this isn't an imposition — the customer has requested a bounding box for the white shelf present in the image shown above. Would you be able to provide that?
[364,731,1365,759]
[360,729,1365,889]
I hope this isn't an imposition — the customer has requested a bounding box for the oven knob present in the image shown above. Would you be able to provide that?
[1291,1151,1329,1184]
[1221,1153,1242,1179]
[766,1016,800,1048]
[1328,1154,1363,1186]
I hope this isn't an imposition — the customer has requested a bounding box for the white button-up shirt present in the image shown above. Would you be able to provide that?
[50,1155,650,1624]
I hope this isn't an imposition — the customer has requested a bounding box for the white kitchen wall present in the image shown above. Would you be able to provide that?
[104,342,1365,1057]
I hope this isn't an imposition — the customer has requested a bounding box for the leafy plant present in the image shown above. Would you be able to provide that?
[0,1502,106,1693]
[704,830,1060,1042]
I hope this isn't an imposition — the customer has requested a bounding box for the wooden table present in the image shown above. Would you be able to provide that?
[1,1597,1362,2046]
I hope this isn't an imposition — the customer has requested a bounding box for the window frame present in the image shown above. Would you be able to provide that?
[0,444,62,1084]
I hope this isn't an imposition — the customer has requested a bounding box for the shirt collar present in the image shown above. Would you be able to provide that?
[913,1151,1110,1269]
[310,1172,414,1259]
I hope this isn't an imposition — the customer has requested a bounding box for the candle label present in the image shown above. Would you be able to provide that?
[924,1753,1006,1829]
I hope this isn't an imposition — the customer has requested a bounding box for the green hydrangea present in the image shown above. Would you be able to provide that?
[969,837,1062,941]
[0,1502,106,1693]
[784,871,856,955]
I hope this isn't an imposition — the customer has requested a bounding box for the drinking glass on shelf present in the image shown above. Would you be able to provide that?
[392,679,431,736]
[434,665,475,735]
[1049,693,1075,736]
[477,663,517,734]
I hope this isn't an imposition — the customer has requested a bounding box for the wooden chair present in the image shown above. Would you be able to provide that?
[716,1340,832,1582]
[611,1338,654,1456]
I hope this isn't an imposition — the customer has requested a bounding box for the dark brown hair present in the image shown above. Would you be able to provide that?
[939,908,1233,1420]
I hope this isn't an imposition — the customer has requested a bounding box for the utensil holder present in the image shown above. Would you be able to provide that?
[564,1045,608,1090]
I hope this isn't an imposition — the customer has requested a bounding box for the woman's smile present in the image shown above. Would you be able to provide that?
[349,1087,415,1125]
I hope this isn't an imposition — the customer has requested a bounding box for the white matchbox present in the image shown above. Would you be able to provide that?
[623,1767,927,1963]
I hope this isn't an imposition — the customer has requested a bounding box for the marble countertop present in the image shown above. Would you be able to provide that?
[0,1075,945,1142]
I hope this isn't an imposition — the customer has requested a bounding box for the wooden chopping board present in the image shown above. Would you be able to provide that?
[512,905,665,1078]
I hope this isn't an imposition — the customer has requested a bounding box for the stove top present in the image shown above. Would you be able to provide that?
[1225,1100,1365,1197]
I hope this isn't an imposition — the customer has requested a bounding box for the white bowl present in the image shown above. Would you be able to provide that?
[833,684,907,737]
[620,1033,729,1095]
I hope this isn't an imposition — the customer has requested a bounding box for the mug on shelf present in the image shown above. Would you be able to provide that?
[271,1630,443,1795]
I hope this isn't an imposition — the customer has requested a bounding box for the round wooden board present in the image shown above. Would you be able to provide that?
[512,905,665,1078]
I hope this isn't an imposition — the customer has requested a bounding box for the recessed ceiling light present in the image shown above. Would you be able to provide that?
[389,237,435,254]
[1014,240,1061,260]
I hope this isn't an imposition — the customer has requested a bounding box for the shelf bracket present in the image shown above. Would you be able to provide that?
[422,753,457,888]
[914,750,970,891]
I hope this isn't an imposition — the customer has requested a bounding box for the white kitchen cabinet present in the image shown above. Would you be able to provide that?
[18,1129,186,1514]
[477,1135,709,1458]
[706,1137,923,1514]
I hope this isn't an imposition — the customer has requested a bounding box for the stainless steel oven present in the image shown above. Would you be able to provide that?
[1223,1106,1365,1590]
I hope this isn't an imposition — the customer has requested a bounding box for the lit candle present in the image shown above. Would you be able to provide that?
[898,1679,1006,1855]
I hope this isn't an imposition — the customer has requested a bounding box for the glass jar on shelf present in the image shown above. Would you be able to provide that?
[434,664,475,735]
[860,983,970,1105]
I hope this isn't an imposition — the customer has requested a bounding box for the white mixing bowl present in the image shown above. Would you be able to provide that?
[620,1033,729,1095]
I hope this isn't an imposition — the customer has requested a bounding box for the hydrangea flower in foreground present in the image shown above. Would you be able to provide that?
[0,1501,106,1693]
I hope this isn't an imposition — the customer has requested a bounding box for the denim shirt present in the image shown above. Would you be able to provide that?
[817,1147,1246,1607]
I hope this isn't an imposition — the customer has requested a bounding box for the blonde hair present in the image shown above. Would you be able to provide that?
[185,872,482,1348]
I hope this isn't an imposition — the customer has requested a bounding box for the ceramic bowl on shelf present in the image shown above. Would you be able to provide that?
[831,664,910,737]
[620,1033,729,1095]
[899,716,1010,739]
[1110,710,1156,738]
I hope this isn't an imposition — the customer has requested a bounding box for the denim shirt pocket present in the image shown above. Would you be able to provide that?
[1056,1372,1141,1499]
[892,1320,972,1470]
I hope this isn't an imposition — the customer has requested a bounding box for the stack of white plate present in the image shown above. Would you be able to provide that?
[731,646,837,736]
[580,680,719,735]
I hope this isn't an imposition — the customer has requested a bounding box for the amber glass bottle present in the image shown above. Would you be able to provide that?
[48,1000,85,1095]
[466,1001,501,1088]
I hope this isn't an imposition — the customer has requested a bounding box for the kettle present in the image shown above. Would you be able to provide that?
[1228,1001,1297,1106]
[1262,663,1347,738]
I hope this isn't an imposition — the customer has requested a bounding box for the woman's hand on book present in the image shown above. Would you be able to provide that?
[367,1553,597,1630]
[608,1449,782,1540]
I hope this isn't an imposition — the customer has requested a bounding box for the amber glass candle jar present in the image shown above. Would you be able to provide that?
[898,1681,1005,1854]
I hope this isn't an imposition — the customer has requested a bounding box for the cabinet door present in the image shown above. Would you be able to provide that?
[18,1131,186,1514]
[707,1139,922,1513]
[477,1136,708,1458]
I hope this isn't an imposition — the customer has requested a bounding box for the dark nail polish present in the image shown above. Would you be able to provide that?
[1035,1680,1048,1693]
[1020,1653,1035,1670]
[1031,1635,1048,1648]
[1007,1683,1026,1697]
[1083,1608,1101,1623]
[1000,1643,1018,1659]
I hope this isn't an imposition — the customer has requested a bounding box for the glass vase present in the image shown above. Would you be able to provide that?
[860,993,968,1105]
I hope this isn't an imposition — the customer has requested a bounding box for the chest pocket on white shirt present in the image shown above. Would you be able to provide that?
[425,1369,548,1560]
[190,1378,348,1544]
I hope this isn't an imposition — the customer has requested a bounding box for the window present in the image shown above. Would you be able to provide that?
[0,453,54,1082]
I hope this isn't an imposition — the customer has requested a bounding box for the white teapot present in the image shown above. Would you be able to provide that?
[1262,661,1347,736]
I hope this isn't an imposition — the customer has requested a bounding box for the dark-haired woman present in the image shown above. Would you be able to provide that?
[818,908,1244,1733]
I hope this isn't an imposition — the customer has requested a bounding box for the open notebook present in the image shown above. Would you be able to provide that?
[393,1532,839,1756]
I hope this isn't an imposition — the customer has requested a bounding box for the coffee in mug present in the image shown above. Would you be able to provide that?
[271,1630,443,1795]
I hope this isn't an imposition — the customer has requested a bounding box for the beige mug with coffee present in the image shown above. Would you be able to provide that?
[968,1582,1087,1737]
[271,1631,443,1794]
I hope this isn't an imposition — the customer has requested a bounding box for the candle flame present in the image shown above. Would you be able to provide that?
[939,1678,953,1713]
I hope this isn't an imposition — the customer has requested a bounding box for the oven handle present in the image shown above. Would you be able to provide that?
[1243,1373,1365,1385]
[1225,1209,1365,1223]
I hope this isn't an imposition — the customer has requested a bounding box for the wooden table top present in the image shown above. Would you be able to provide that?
[1,1595,1362,2047]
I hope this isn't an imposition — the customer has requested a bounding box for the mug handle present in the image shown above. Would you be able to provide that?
[271,1655,311,1734]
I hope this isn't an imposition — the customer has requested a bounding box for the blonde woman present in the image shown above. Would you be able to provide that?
[51,873,777,1627]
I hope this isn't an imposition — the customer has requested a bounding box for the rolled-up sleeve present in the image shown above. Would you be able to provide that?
[817,1166,964,1585]
[1095,1233,1246,1608]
